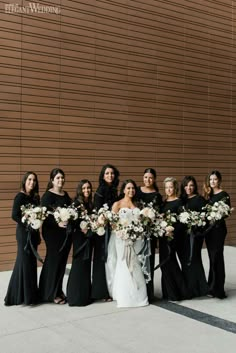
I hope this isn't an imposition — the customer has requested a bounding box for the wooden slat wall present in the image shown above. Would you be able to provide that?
[0,0,235,270]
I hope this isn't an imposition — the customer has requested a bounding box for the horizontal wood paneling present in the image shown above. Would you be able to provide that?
[0,0,235,270]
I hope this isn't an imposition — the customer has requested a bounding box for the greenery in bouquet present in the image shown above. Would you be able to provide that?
[139,202,158,236]
[202,198,233,225]
[153,210,177,240]
[80,203,115,236]
[112,207,144,242]
[179,208,206,233]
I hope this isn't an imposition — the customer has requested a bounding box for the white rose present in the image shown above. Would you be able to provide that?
[166,225,174,233]
[80,220,88,230]
[31,219,42,230]
[179,212,189,224]
[60,208,70,222]
[147,209,155,220]
[141,207,149,217]
[34,207,41,213]
[160,220,167,228]
[97,227,105,236]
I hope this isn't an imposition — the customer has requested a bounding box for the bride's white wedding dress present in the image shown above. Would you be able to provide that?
[106,208,149,308]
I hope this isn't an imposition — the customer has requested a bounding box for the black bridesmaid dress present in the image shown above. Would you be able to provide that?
[91,184,117,300]
[179,195,209,297]
[136,187,162,302]
[5,192,40,305]
[159,199,190,301]
[39,190,72,302]
[205,191,230,299]
[67,202,93,306]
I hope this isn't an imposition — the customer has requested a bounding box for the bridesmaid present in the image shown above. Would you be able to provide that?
[39,168,72,304]
[67,180,94,306]
[136,168,162,302]
[5,172,40,306]
[203,170,231,299]
[159,177,190,301]
[179,176,209,297]
[91,163,120,301]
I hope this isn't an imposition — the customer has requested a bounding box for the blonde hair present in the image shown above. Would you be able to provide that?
[163,177,179,196]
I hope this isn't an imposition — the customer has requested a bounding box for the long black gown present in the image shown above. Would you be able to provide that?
[39,191,72,302]
[136,187,162,302]
[91,184,118,300]
[159,199,190,301]
[67,201,93,306]
[205,191,230,298]
[5,192,40,306]
[179,195,209,297]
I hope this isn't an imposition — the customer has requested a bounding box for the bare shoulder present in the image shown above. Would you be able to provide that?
[112,200,121,213]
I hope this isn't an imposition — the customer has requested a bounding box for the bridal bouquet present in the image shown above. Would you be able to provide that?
[112,208,144,241]
[203,199,233,224]
[21,204,48,230]
[179,208,206,233]
[53,205,78,224]
[80,203,115,236]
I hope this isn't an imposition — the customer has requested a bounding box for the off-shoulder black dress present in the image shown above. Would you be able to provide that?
[5,192,40,305]
[39,190,72,302]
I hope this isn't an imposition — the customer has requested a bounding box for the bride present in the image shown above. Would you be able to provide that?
[106,179,149,308]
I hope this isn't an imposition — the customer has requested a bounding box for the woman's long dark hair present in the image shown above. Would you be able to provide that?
[74,179,93,211]
[21,171,40,203]
[203,170,222,199]
[46,168,65,191]
[143,168,159,192]
[180,175,198,203]
[98,164,120,188]
[119,179,137,201]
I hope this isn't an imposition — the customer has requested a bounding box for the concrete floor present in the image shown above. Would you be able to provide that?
[0,246,235,353]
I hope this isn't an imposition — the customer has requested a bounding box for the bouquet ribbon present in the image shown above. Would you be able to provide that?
[122,239,136,277]
[24,228,44,264]
[73,230,93,260]
[187,223,215,265]
[59,222,73,252]
[103,225,111,262]
[122,239,147,289]
[137,235,152,283]
[154,239,171,271]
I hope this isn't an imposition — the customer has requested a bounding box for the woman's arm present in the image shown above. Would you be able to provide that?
[12,193,25,224]
[112,201,120,213]
[94,189,105,210]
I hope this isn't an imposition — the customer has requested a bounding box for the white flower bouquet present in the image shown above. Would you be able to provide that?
[112,208,144,241]
[80,203,115,236]
[140,203,157,231]
[179,208,206,233]
[21,204,48,230]
[203,199,233,224]
[53,205,78,224]
[153,210,177,239]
